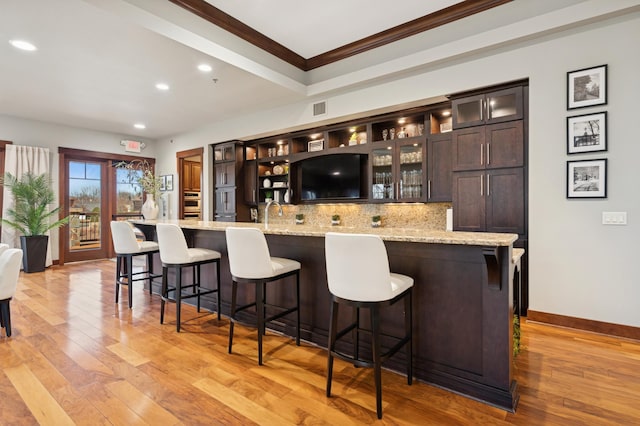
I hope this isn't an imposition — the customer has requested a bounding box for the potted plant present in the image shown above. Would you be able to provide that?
[0,172,70,272]
[331,214,340,226]
[295,213,304,225]
[115,160,162,219]
[264,191,273,203]
[371,215,382,227]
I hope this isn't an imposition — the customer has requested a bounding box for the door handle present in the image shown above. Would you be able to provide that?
[487,173,490,196]
[427,180,431,199]
[480,144,484,166]
[487,143,490,165]
[480,174,484,196]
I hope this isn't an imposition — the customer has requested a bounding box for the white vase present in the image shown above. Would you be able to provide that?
[141,194,159,220]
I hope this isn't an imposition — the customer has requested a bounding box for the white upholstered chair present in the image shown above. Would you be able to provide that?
[324,232,413,419]
[0,248,24,337]
[225,227,300,365]
[156,223,222,332]
[110,221,161,308]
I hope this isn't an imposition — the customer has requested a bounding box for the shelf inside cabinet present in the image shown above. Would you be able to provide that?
[429,109,453,135]
[291,132,325,154]
[371,113,425,142]
[258,138,289,159]
[327,125,368,148]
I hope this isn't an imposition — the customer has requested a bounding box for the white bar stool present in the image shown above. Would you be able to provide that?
[0,248,23,337]
[225,227,300,365]
[325,232,413,420]
[110,221,161,308]
[156,223,222,332]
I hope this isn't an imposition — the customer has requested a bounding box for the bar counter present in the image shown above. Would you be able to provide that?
[132,219,519,412]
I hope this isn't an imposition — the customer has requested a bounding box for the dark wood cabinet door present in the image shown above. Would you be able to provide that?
[452,171,485,232]
[485,168,524,234]
[214,162,235,188]
[487,86,523,124]
[183,161,192,190]
[244,159,257,204]
[452,94,484,128]
[427,133,452,202]
[452,127,485,171]
[215,188,236,216]
[486,121,524,169]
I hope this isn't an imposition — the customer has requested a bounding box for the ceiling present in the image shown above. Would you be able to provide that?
[1,0,632,140]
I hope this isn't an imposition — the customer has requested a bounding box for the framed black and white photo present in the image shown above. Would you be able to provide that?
[567,111,607,154]
[567,64,607,110]
[159,175,167,191]
[567,158,607,198]
[165,174,173,191]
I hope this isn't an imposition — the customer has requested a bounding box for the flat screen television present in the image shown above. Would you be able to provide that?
[299,154,365,201]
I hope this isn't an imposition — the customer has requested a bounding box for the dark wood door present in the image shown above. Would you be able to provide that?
[214,161,236,188]
[452,127,485,171]
[427,133,452,202]
[215,188,236,218]
[452,93,485,128]
[452,171,485,232]
[486,168,525,234]
[244,159,257,205]
[486,121,524,169]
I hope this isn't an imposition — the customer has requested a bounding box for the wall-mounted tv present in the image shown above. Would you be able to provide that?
[298,154,366,201]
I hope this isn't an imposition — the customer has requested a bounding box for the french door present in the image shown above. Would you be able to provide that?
[58,148,155,265]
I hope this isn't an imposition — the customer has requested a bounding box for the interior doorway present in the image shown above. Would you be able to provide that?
[176,147,203,220]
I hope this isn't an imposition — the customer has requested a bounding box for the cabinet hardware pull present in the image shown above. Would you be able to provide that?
[481,99,484,121]
[480,144,484,166]
[487,173,490,196]
[487,143,490,165]
[428,180,431,199]
[480,174,484,196]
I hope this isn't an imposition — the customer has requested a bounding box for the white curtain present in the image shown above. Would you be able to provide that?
[2,145,52,266]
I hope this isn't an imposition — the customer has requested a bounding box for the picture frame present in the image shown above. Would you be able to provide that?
[159,175,167,191]
[567,158,607,198]
[567,111,607,154]
[308,139,324,152]
[165,174,174,191]
[567,64,607,110]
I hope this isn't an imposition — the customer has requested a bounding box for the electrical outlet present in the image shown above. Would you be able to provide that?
[602,212,627,225]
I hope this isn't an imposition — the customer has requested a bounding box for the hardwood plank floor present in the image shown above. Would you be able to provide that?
[1,259,639,425]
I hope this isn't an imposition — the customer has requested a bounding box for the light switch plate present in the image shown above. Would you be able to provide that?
[602,212,627,225]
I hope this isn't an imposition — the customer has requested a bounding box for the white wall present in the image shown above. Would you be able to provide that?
[155,13,640,327]
[0,115,157,259]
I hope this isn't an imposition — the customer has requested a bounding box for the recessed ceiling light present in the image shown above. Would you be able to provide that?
[198,64,212,72]
[155,83,169,91]
[134,123,146,129]
[9,39,37,51]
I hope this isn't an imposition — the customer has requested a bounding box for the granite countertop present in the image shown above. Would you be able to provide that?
[132,219,517,247]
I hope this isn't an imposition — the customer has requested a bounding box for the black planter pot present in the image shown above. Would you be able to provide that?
[20,235,48,273]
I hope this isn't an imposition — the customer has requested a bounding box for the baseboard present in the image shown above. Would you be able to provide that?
[527,310,640,341]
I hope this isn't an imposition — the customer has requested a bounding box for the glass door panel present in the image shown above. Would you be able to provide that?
[68,161,103,252]
[372,148,394,201]
[399,144,423,200]
[116,166,143,214]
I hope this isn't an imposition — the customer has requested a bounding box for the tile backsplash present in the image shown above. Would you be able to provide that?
[260,202,451,230]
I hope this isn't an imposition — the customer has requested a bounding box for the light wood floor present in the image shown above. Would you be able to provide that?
[1,260,640,425]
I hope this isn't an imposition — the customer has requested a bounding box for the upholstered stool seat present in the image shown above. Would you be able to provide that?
[324,232,413,419]
[156,223,222,332]
[0,247,24,337]
[225,227,300,365]
[110,221,162,308]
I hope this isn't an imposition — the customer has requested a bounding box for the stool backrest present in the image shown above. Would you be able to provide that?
[225,227,273,279]
[156,223,190,264]
[0,249,23,300]
[110,221,140,254]
[325,232,393,302]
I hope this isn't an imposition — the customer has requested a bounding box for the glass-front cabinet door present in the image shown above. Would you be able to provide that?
[398,142,424,201]
[371,147,394,201]
[371,140,425,202]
